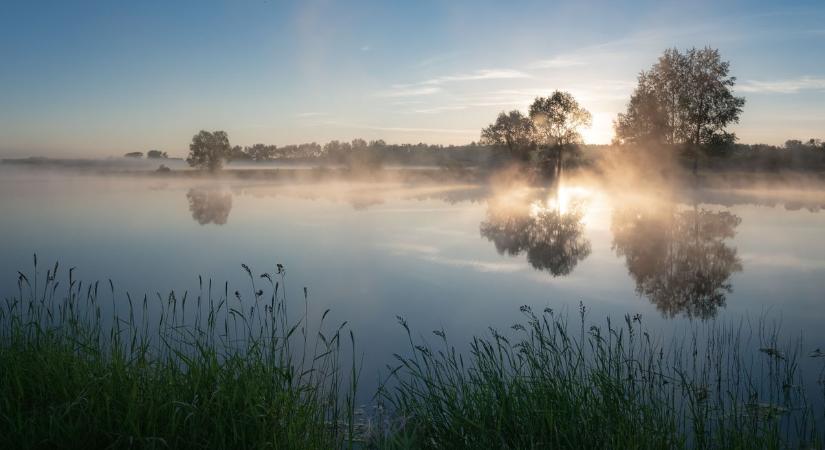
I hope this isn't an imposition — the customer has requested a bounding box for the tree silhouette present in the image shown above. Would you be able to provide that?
[529,91,591,178]
[480,110,535,162]
[147,150,168,159]
[611,204,742,319]
[480,189,591,277]
[614,47,745,153]
[186,188,232,225]
[186,130,232,172]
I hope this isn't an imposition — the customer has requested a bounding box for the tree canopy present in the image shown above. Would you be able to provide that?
[479,110,535,161]
[614,47,745,146]
[147,150,168,159]
[528,91,592,148]
[186,130,231,171]
[528,91,592,177]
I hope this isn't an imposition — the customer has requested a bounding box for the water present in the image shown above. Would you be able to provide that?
[1,168,824,393]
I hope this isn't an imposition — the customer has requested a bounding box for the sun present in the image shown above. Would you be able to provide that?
[580,112,615,145]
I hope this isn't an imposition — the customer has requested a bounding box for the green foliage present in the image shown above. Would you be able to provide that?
[2,259,823,449]
[380,306,824,449]
[480,110,535,162]
[529,91,592,148]
[527,91,592,178]
[0,259,356,449]
[614,47,745,146]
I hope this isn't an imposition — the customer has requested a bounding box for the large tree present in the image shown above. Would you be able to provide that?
[528,91,591,177]
[479,110,535,161]
[614,47,745,147]
[186,130,232,171]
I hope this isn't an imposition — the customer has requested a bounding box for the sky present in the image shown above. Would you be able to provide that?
[1,0,824,157]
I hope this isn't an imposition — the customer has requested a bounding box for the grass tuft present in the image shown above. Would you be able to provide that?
[0,258,356,449]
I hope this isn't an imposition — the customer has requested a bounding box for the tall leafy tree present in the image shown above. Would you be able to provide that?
[614,47,745,146]
[186,130,231,171]
[528,91,591,177]
[479,110,535,161]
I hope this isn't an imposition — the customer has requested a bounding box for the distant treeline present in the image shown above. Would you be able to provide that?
[225,139,497,167]
[698,139,825,171]
[211,138,825,172]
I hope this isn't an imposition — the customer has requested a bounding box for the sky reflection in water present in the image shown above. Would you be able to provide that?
[1,172,824,389]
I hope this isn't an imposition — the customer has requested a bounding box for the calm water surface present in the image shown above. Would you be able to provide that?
[2,169,825,392]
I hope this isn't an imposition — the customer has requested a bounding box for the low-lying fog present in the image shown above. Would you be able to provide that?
[1,165,824,397]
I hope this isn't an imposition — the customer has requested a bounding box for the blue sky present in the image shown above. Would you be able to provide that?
[1,0,823,157]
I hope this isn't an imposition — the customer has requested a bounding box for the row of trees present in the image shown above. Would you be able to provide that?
[182,47,818,173]
[124,150,169,159]
[184,130,501,171]
[480,91,591,178]
[182,131,824,174]
[479,46,752,176]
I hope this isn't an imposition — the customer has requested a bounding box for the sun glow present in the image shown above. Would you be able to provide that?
[581,112,615,145]
[528,185,593,217]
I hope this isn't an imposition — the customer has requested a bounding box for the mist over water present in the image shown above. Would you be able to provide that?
[2,166,824,398]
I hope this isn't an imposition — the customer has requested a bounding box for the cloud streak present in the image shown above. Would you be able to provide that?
[295,112,328,118]
[422,69,531,85]
[377,85,442,97]
[527,57,586,69]
[738,76,825,94]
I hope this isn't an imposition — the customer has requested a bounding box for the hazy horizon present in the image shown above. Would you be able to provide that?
[2,0,824,158]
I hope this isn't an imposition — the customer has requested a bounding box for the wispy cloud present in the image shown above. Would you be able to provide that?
[295,112,328,118]
[378,68,530,100]
[408,105,468,114]
[356,125,477,134]
[527,57,586,69]
[738,76,825,94]
[377,85,443,97]
[422,69,530,85]
[360,44,371,52]
[415,52,461,68]
[391,100,426,106]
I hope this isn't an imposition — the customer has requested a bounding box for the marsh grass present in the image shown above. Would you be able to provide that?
[0,256,358,449]
[378,304,825,449]
[2,257,824,449]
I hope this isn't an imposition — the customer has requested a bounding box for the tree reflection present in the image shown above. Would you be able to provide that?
[186,188,233,225]
[480,189,591,277]
[611,204,742,319]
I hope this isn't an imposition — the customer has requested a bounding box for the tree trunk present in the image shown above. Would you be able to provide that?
[556,146,563,179]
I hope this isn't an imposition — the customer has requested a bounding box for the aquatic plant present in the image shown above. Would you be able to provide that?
[1,257,823,449]
[0,256,357,449]
[378,304,825,449]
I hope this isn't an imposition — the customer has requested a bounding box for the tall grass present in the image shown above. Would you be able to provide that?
[2,258,824,449]
[379,304,825,449]
[0,256,357,449]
